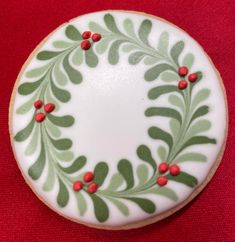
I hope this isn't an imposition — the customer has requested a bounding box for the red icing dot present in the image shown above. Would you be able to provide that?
[83,172,94,183]
[178,66,188,76]
[34,100,43,109]
[188,73,198,82]
[34,112,46,122]
[88,182,98,193]
[169,164,180,176]
[44,103,55,113]
[156,176,168,186]
[92,33,102,42]
[178,80,188,90]
[159,162,169,174]
[81,40,91,50]
[73,180,83,191]
[82,31,91,39]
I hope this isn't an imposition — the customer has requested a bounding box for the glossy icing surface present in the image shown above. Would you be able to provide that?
[10,11,227,228]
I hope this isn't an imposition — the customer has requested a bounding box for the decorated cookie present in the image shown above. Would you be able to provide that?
[9,10,228,229]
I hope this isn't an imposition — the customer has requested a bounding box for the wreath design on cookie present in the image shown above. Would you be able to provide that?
[14,14,216,222]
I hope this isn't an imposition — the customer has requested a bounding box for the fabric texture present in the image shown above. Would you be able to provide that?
[0,0,234,241]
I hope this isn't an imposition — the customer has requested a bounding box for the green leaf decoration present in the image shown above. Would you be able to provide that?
[49,137,72,150]
[128,51,146,65]
[137,145,156,170]
[144,63,176,81]
[72,48,83,66]
[28,141,45,180]
[53,40,72,49]
[126,197,156,213]
[63,55,83,84]
[148,85,181,100]
[190,105,209,123]
[95,38,111,54]
[169,119,180,139]
[182,53,194,69]
[85,46,98,68]
[65,25,82,41]
[145,187,178,201]
[137,164,149,186]
[18,77,43,95]
[138,19,152,46]
[161,71,178,82]
[58,156,87,174]
[144,56,159,65]
[25,126,39,156]
[175,152,207,163]
[45,119,61,138]
[186,119,211,138]
[53,61,68,86]
[107,173,124,191]
[122,44,137,53]
[76,191,87,216]
[43,160,55,191]
[47,114,74,127]
[123,18,136,38]
[14,117,35,142]
[157,145,167,161]
[55,150,74,162]
[148,126,173,150]
[16,92,38,114]
[50,80,71,103]
[88,21,109,35]
[170,41,184,66]
[57,178,69,207]
[104,14,121,34]
[94,162,109,186]
[192,89,210,110]
[107,197,129,216]
[117,159,134,190]
[108,40,126,65]
[166,171,198,188]
[158,32,169,55]
[145,107,182,124]
[90,194,109,222]
[25,63,51,78]
[37,51,62,60]
[169,94,185,111]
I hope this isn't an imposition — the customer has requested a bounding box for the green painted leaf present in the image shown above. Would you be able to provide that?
[65,25,82,41]
[117,159,134,190]
[166,171,198,188]
[18,78,43,95]
[126,197,156,213]
[145,107,182,124]
[49,137,72,150]
[148,85,181,100]
[138,19,152,46]
[175,152,207,163]
[186,119,211,138]
[137,145,156,170]
[28,141,45,180]
[169,94,185,111]
[37,51,62,60]
[90,194,109,222]
[53,61,68,86]
[16,92,38,114]
[148,126,173,149]
[122,44,136,53]
[145,64,176,81]
[45,120,61,138]
[63,55,83,84]
[72,48,83,65]
[58,156,86,173]
[95,38,111,54]
[145,186,178,201]
[104,14,121,34]
[94,162,109,186]
[107,173,124,191]
[25,126,39,156]
[107,197,129,216]
[158,32,169,55]
[25,63,50,78]
[190,71,203,91]
[169,119,180,139]
[44,84,60,110]
[50,80,70,103]
[128,51,146,65]
[55,150,74,161]
[157,146,167,161]
[161,71,178,82]
[190,105,209,123]
[137,164,149,186]
[53,40,72,49]
[75,191,87,216]
[88,22,109,34]
[192,89,210,110]
[57,178,69,207]
[85,46,98,68]
[182,53,194,69]
[108,40,126,65]
[170,41,184,66]
[14,117,35,142]
[144,56,159,65]
[43,160,55,191]
[47,114,74,127]
[123,18,136,38]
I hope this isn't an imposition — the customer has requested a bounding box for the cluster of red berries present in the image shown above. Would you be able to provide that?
[177,66,198,90]
[80,31,102,50]
[73,172,98,194]
[33,99,55,122]
[156,162,180,186]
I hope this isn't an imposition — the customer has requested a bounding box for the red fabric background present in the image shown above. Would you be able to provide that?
[0,0,234,241]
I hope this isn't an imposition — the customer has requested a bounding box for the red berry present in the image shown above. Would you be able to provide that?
[81,40,91,50]
[88,182,98,193]
[44,103,55,113]
[82,31,91,39]
[159,162,169,174]
[73,180,83,191]
[169,164,180,176]
[34,100,43,109]
[92,33,102,42]
[178,66,188,76]
[34,112,46,122]
[156,176,168,186]
[178,80,188,90]
[188,73,198,82]
[83,172,94,183]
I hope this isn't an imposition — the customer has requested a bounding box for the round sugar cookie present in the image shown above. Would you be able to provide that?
[9,10,228,229]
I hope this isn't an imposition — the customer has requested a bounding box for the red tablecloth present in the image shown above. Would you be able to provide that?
[1,0,234,241]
